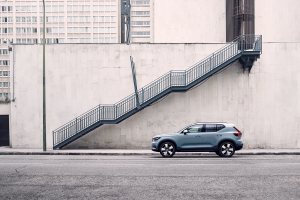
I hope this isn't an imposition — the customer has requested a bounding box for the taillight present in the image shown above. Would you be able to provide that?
[233,127,242,136]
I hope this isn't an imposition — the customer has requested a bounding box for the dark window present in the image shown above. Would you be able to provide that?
[187,124,204,133]
[205,124,217,132]
[217,124,226,131]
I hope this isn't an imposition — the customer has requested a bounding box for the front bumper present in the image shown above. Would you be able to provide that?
[152,142,159,152]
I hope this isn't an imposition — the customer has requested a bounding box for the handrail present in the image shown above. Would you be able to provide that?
[53,35,262,147]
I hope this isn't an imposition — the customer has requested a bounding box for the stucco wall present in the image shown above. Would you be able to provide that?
[10,42,300,149]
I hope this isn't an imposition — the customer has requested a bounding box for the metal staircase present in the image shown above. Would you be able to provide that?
[53,35,262,150]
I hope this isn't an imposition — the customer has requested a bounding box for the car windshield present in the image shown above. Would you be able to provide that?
[177,124,196,133]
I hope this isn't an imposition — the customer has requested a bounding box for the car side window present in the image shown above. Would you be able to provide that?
[186,124,204,133]
[217,124,225,131]
[205,124,217,132]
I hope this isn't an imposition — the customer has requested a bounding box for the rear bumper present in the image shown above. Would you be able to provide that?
[236,143,243,150]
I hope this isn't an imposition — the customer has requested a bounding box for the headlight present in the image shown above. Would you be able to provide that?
[152,137,161,142]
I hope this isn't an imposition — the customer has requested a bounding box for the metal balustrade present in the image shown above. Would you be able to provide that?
[53,35,262,149]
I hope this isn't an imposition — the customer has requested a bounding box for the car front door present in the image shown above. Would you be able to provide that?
[177,124,204,150]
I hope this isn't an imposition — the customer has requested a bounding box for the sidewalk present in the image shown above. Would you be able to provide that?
[1,146,300,155]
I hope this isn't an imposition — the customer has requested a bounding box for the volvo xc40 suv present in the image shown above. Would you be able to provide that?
[152,123,243,157]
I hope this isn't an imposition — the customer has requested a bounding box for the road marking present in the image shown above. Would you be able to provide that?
[169,164,241,165]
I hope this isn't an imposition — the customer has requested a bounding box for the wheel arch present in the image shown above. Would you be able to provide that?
[158,139,177,150]
[217,139,237,150]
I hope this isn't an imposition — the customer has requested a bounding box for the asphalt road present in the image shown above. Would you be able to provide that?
[0,154,300,200]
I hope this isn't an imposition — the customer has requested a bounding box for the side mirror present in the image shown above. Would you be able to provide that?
[183,130,188,134]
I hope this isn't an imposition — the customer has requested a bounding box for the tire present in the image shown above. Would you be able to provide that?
[218,141,235,157]
[160,142,176,158]
[215,151,219,155]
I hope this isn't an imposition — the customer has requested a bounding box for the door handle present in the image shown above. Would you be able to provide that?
[196,136,201,137]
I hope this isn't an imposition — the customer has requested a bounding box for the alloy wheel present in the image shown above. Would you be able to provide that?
[219,142,235,157]
[160,142,176,157]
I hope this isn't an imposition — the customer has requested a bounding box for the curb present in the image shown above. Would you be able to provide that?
[0,152,300,155]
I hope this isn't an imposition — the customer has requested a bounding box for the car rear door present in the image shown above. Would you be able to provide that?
[200,124,225,149]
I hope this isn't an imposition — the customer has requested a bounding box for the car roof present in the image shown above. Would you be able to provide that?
[194,122,235,127]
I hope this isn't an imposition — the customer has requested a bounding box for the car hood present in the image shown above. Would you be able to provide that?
[154,132,179,138]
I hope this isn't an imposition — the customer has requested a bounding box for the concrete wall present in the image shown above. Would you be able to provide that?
[152,0,226,43]
[10,41,300,149]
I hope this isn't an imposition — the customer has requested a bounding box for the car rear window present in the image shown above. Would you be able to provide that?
[205,124,226,132]
[217,124,225,131]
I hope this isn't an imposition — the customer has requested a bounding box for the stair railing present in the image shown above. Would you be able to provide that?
[53,35,262,147]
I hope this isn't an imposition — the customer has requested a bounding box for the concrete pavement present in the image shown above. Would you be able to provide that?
[1,146,300,155]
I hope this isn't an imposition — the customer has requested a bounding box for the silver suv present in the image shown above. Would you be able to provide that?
[152,123,243,157]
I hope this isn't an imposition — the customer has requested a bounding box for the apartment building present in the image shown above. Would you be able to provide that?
[0,0,120,99]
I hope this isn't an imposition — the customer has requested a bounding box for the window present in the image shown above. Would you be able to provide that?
[85,6,90,11]
[105,38,110,43]
[8,28,13,33]
[27,17,31,22]
[80,27,85,33]
[80,38,85,43]
[73,16,79,22]
[32,17,37,22]
[131,11,150,16]
[93,38,98,43]
[53,27,58,33]
[22,17,26,22]
[86,38,91,43]
[27,28,31,33]
[32,6,37,12]
[67,17,72,22]
[59,27,64,33]
[0,71,1,76]
[59,17,64,22]
[186,124,204,133]
[4,93,9,98]
[46,6,51,12]
[59,38,64,43]
[27,39,32,44]
[217,125,226,131]
[52,6,58,12]
[111,16,116,22]
[85,27,91,33]
[131,31,150,37]
[27,6,31,12]
[105,27,110,33]
[2,17,7,22]
[73,5,78,11]
[99,27,104,33]
[3,71,8,76]
[3,82,8,88]
[16,39,21,44]
[22,39,26,44]
[0,93,2,98]
[99,6,104,11]
[33,39,38,44]
[86,16,91,22]
[16,17,20,22]
[93,27,98,33]
[111,27,116,33]
[40,17,43,23]
[40,6,43,12]
[111,5,116,11]
[8,17,13,22]
[2,28,7,34]
[59,6,64,12]
[46,28,52,33]
[21,28,26,33]
[0,83,2,87]
[105,16,110,22]
[67,6,72,11]
[67,38,73,43]
[46,39,52,44]
[53,17,58,22]
[74,27,79,33]
[21,6,26,12]
[111,38,117,43]
[33,28,37,33]
[2,6,7,12]
[99,16,104,22]
[79,5,84,11]
[67,27,73,33]
[74,38,79,43]
[16,6,21,11]
[80,16,84,22]
[46,17,52,22]
[132,21,150,27]
[205,124,217,132]
[105,6,110,11]
[93,5,98,11]
[8,6,13,11]
[93,16,98,22]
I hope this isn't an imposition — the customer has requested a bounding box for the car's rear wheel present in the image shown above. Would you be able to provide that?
[218,141,235,157]
[215,151,219,155]
[160,142,176,158]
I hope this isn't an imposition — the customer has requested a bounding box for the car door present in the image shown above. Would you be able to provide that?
[177,124,204,150]
[200,124,223,149]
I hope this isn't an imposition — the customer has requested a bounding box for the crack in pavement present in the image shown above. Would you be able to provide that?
[15,165,27,174]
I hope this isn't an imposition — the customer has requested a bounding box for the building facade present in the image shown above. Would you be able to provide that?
[0,0,120,99]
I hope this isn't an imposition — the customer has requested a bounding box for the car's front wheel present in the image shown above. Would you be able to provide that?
[160,142,176,158]
[218,141,235,157]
